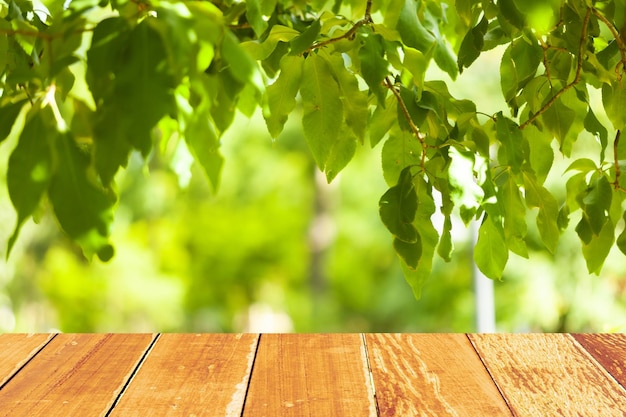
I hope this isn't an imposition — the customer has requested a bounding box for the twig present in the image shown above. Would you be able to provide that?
[613,130,623,190]
[520,8,591,130]
[383,77,427,169]
[592,8,626,80]
[305,0,373,53]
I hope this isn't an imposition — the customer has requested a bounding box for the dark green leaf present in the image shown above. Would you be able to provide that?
[433,38,457,80]
[602,80,626,131]
[458,16,488,73]
[394,235,422,269]
[437,215,453,262]
[358,31,389,105]
[584,109,608,161]
[499,0,525,29]
[289,18,321,56]
[396,0,435,53]
[379,166,418,242]
[582,173,612,235]
[49,133,116,260]
[616,211,626,256]
[7,109,53,255]
[0,100,27,143]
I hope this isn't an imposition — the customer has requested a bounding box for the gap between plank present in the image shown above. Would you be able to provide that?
[239,333,262,417]
[464,334,517,417]
[104,333,161,417]
[0,333,58,391]
[566,334,626,395]
[360,334,380,417]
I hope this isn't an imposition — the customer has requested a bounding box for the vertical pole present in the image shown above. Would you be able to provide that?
[471,221,496,332]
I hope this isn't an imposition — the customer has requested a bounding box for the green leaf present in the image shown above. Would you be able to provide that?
[458,16,488,73]
[437,215,453,262]
[396,0,435,53]
[499,0,525,29]
[602,80,626,130]
[474,215,508,280]
[241,25,299,61]
[49,133,116,261]
[400,175,439,298]
[0,100,26,143]
[584,109,608,161]
[582,219,615,274]
[523,171,560,253]
[541,89,585,156]
[7,109,53,255]
[496,114,525,173]
[524,125,553,185]
[616,211,626,256]
[300,52,343,169]
[582,173,612,236]
[394,235,422,269]
[381,130,422,185]
[565,158,597,174]
[379,166,418,243]
[369,95,396,147]
[222,30,264,92]
[88,18,175,184]
[358,31,389,105]
[264,55,304,138]
[433,37,457,80]
[185,106,224,193]
[289,18,321,56]
[325,126,357,182]
[499,174,528,258]
[246,0,268,37]
[0,33,7,74]
[326,53,369,143]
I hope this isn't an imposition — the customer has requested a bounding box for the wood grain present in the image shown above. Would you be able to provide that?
[571,333,626,388]
[110,333,259,417]
[469,333,626,416]
[366,333,512,416]
[0,333,54,388]
[243,333,376,417]
[0,333,155,417]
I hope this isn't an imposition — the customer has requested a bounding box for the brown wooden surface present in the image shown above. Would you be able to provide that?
[366,334,512,416]
[469,333,626,416]
[110,333,259,417]
[243,333,377,417]
[0,333,155,417]
[0,333,54,388]
[1,333,625,416]
[571,333,626,387]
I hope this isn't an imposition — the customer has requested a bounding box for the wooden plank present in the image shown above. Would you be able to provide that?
[0,333,55,388]
[0,333,155,417]
[109,333,259,417]
[366,333,512,416]
[243,334,376,417]
[469,334,626,416]
[571,333,626,388]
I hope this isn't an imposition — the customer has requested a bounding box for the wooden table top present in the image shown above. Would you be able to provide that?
[0,333,625,416]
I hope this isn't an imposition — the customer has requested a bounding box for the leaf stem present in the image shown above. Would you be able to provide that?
[305,0,373,53]
[520,8,591,130]
[384,77,427,170]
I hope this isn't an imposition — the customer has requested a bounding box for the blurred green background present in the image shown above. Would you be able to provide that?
[1,49,625,334]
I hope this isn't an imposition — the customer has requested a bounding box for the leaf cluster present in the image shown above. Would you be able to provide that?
[1,0,626,294]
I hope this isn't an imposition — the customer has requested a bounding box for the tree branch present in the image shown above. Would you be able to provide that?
[613,130,623,190]
[520,8,591,130]
[384,77,427,170]
[592,7,626,80]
